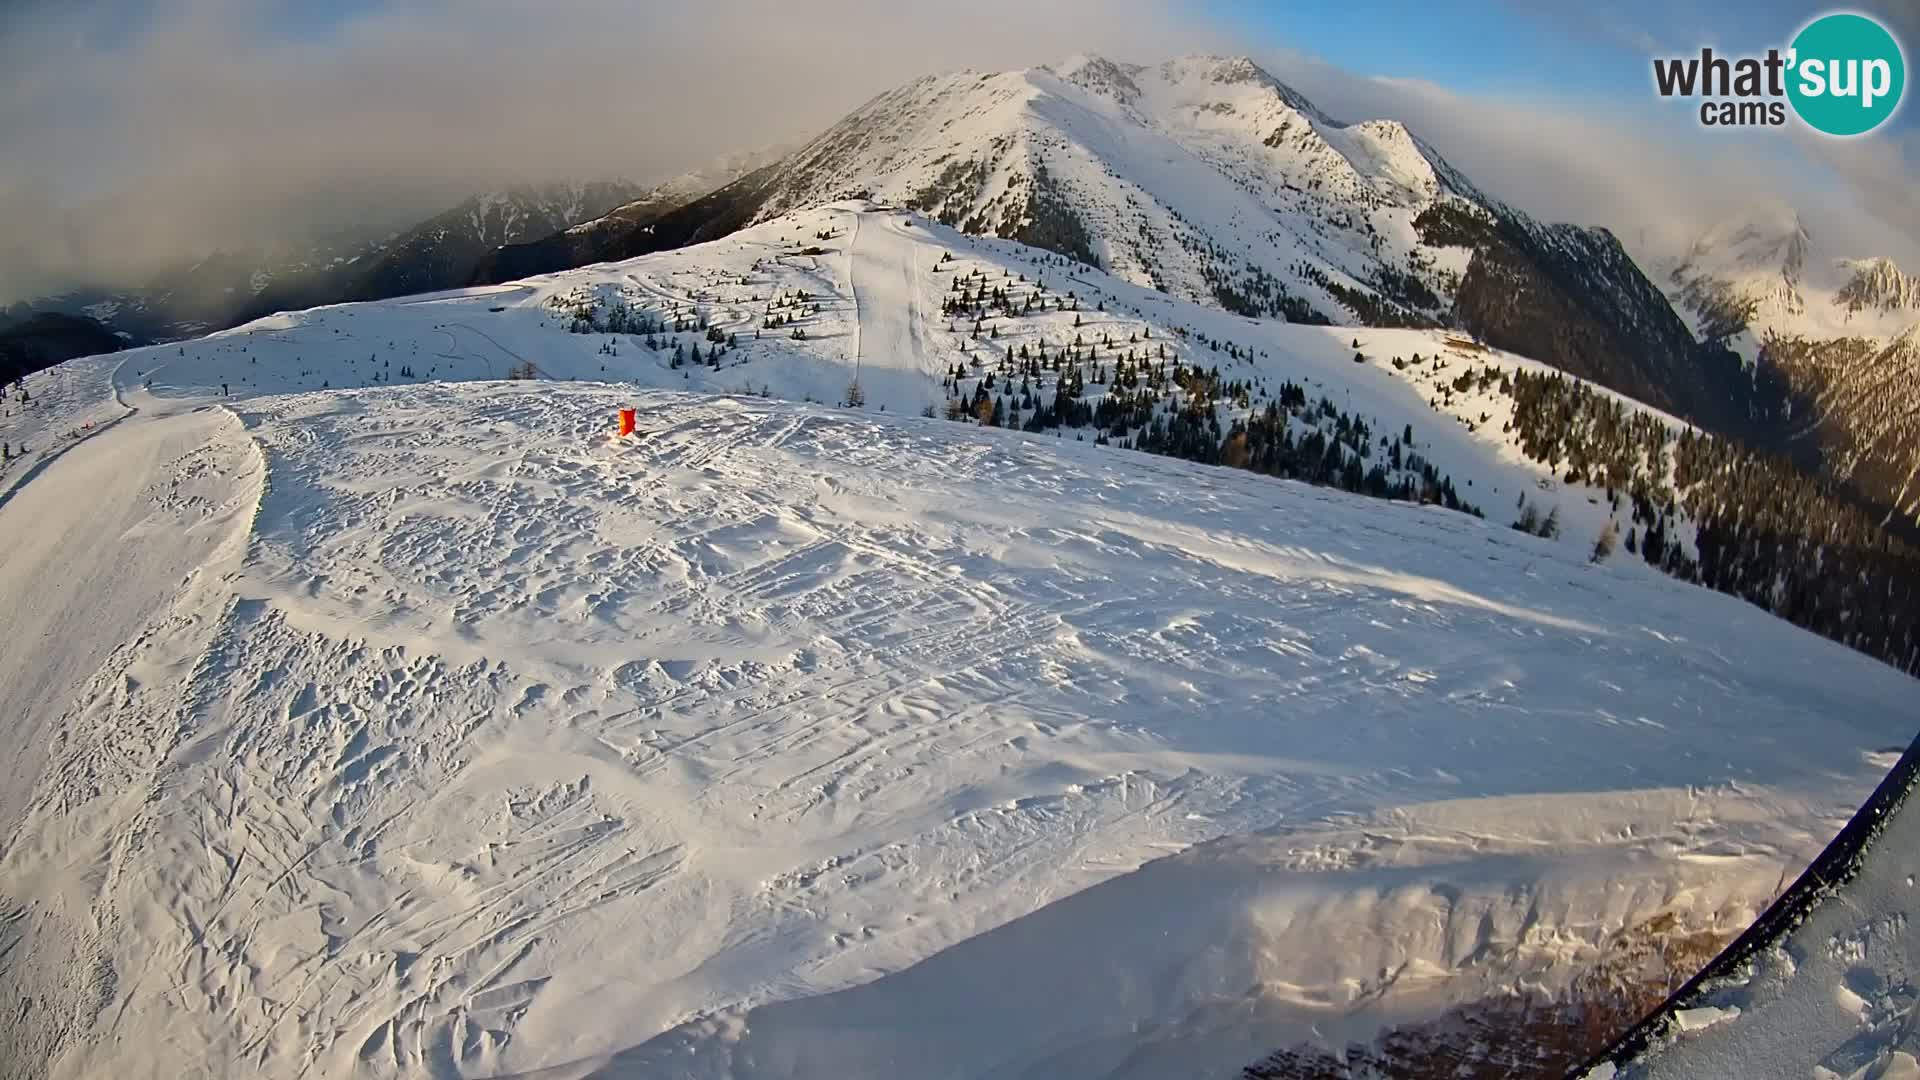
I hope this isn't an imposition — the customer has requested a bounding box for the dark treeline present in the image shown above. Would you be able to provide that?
[0,313,128,385]
[932,254,1481,518]
[943,331,1479,519]
[1505,368,1920,675]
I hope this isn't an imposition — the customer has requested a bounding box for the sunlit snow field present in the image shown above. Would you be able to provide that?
[0,207,1913,1079]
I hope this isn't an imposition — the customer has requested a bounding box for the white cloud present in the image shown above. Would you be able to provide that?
[1796,127,1920,258]
[0,0,1212,301]
[1,0,1915,304]
[1252,45,1920,269]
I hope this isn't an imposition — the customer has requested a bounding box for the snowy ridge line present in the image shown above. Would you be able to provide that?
[1575,727,1920,1077]
[461,50,1722,442]
[38,201,1914,679]
[1650,205,1920,531]
[0,357,136,511]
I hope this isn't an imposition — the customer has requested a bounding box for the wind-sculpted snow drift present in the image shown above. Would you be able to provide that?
[1578,736,1919,1080]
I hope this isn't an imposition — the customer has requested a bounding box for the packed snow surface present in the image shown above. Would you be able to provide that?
[0,206,1914,1079]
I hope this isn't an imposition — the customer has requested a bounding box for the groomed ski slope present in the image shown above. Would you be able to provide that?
[0,205,1914,1078]
[845,215,935,412]
[0,403,259,837]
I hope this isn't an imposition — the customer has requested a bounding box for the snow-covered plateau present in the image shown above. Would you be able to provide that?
[0,205,1914,1080]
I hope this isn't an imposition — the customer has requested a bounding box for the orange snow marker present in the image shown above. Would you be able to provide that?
[617,408,636,437]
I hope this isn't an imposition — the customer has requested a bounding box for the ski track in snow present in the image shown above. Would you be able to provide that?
[847,215,932,409]
[0,205,1914,1079]
[0,401,259,836]
[0,392,264,1077]
[0,382,1911,1079]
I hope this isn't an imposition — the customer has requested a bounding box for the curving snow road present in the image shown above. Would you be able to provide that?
[0,391,262,1078]
[0,398,258,836]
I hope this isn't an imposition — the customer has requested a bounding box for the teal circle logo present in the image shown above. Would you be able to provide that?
[1788,13,1906,136]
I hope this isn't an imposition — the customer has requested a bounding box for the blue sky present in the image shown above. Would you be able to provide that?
[1198,0,1915,250]
[133,0,1913,115]
[1210,0,1914,131]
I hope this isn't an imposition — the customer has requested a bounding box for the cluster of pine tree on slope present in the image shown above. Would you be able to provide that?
[928,247,1914,676]
[931,254,1480,518]
[1502,369,1920,676]
[545,279,783,373]
[531,228,1912,678]
[532,241,1484,521]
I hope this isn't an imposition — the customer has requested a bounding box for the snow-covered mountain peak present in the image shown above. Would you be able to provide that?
[1051,53,1477,212]
[475,54,1718,442]
[8,201,1919,1080]
[1046,53,1145,103]
[1682,204,1811,285]
[1157,52,1292,91]
[1136,53,1336,125]
[1651,201,1920,527]
[1661,202,1917,352]
[1326,118,1466,202]
[1837,255,1920,314]
[1660,205,1826,349]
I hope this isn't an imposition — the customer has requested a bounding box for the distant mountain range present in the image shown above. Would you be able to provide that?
[0,232,384,345]
[236,180,656,323]
[468,146,788,285]
[1,181,654,345]
[6,50,1917,1080]
[482,53,1918,529]
[11,54,1919,526]
[1651,206,1920,527]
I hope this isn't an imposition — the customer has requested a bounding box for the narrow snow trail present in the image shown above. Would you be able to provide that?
[847,213,938,414]
[0,400,255,837]
[0,354,128,506]
[0,394,262,1079]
